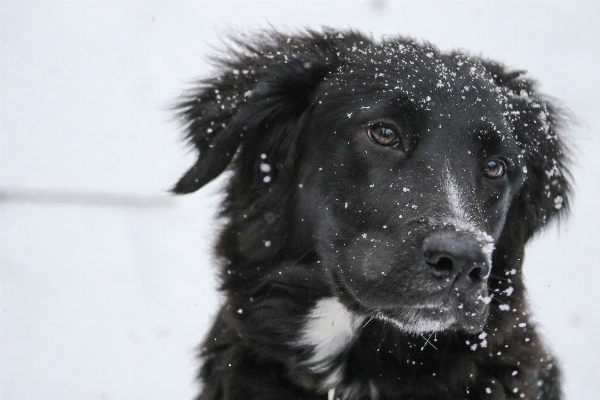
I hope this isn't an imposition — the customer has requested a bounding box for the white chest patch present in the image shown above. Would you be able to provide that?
[296,297,362,376]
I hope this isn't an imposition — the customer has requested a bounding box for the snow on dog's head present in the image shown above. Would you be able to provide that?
[174,30,570,335]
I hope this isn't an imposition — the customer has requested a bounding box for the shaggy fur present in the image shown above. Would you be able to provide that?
[173,29,570,400]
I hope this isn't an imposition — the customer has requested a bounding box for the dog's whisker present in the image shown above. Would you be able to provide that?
[376,322,388,353]
[419,332,438,351]
[490,274,511,282]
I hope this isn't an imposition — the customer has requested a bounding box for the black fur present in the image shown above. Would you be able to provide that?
[173,29,570,400]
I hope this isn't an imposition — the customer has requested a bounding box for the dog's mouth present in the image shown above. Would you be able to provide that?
[374,305,457,333]
[333,270,489,334]
[374,299,489,334]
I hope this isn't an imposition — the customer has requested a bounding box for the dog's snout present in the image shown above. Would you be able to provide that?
[422,231,491,293]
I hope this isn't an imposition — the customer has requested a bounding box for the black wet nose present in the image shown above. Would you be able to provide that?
[422,231,491,293]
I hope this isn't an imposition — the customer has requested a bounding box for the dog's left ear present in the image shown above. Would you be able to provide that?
[172,31,356,194]
[483,62,572,240]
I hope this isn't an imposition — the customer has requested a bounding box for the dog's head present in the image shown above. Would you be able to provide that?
[174,30,570,334]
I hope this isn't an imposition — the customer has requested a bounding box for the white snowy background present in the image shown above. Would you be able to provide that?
[2,1,599,399]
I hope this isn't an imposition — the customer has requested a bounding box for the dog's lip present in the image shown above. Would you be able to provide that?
[373,306,458,333]
[402,304,450,310]
[376,303,454,317]
[333,271,481,313]
[373,301,488,333]
[332,269,489,333]
[369,295,489,330]
[332,273,374,315]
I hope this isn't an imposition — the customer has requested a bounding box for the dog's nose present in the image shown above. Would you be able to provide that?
[422,231,491,293]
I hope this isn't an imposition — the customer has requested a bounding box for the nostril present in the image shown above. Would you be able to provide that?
[468,263,491,283]
[468,266,483,283]
[428,256,454,277]
[423,231,492,290]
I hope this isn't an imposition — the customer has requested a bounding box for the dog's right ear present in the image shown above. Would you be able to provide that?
[172,30,358,194]
[481,61,572,240]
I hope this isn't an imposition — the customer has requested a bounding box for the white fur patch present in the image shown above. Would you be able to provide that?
[444,167,474,230]
[328,388,336,400]
[442,167,494,265]
[297,298,362,375]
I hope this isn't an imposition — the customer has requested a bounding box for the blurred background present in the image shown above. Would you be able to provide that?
[2,1,599,399]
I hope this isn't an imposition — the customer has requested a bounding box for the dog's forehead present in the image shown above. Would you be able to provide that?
[333,43,507,115]
[344,41,486,83]
[321,45,516,142]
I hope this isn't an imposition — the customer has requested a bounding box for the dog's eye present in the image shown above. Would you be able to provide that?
[485,159,506,179]
[367,126,400,147]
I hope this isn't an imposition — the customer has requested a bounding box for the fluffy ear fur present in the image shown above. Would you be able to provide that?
[482,61,572,241]
[172,30,366,195]
[172,30,370,261]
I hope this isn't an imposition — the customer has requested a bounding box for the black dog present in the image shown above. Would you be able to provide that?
[173,29,570,400]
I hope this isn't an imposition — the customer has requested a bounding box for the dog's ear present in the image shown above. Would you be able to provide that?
[172,30,353,194]
[483,62,572,240]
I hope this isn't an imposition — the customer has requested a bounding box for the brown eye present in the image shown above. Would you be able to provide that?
[485,159,506,179]
[367,125,400,146]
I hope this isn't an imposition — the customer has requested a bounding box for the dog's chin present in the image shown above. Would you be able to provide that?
[333,277,489,334]
[376,305,489,334]
[376,307,457,333]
